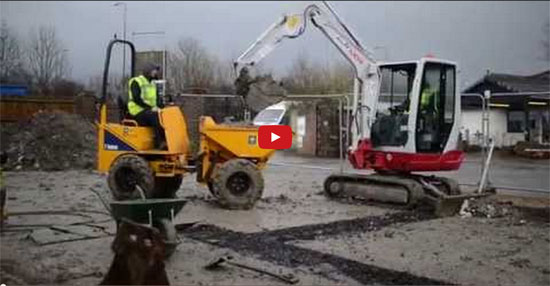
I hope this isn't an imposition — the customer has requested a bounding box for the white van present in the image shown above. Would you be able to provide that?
[252,101,290,126]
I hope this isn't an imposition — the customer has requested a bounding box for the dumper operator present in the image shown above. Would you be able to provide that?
[128,63,167,149]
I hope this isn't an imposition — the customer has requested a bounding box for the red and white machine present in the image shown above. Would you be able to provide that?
[235,1,478,215]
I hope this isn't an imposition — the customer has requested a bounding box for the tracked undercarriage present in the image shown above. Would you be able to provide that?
[324,173,483,217]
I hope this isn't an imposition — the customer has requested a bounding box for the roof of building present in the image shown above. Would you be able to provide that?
[461,70,550,110]
[463,70,550,94]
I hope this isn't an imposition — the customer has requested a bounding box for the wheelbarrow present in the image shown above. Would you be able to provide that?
[109,198,187,257]
[91,188,187,258]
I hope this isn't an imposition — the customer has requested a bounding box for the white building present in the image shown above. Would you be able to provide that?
[461,70,550,148]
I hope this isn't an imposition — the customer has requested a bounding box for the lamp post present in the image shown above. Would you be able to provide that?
[113,2,127,80]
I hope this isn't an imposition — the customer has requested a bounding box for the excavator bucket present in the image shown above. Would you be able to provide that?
[428,193,492,218]
[432,195,471,217]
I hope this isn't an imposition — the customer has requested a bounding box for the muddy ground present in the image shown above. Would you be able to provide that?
[1,152,549,285]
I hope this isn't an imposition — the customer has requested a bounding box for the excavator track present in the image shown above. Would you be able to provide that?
[324,173,425,208]
[324,173,480,217]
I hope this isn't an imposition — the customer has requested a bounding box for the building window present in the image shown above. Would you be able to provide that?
[507,111,525,133]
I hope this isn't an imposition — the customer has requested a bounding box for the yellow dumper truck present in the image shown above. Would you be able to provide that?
[96,39,275,209]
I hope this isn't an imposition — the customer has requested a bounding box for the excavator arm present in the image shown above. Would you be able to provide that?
[234,1,381,149]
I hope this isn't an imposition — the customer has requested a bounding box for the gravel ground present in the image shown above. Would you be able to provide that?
[1,153,549,285]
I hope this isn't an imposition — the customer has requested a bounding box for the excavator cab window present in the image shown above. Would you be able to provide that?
[371,63,416,147]
[416,63,456,153]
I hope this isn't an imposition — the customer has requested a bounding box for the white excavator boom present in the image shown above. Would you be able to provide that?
[234,1,381,149]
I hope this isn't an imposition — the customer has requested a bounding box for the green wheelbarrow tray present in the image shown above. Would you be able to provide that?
[109,198,188,225]
[109,198,188,258]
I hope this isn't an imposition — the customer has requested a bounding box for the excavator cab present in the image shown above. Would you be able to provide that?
[372,58,460,157]
[416,61,457,154]
[371,62,416,148]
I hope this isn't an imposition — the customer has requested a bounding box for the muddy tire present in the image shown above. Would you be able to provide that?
[154,175,183,198]
[323,175,343,198]
[210,159,263,210]
[155,218,178,259]
[108,155,155,200]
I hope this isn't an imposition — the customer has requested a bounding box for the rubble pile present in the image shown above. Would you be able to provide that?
[459,197,515,218]
[2,111,96,171]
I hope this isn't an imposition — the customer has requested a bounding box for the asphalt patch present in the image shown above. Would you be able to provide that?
[181,211,450,285]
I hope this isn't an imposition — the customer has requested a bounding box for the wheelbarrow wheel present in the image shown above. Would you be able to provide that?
[108,155,155,200]
[154,218,178,258]
[211,159,264,210]
[154,175,183,198]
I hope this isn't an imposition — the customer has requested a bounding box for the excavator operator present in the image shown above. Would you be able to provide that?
[420,82,439,115]
[419,81,440,147]
[128,63,167,150]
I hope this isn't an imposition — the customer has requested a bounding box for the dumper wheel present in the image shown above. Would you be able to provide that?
[108,155,155,200]
[211,159,264,210]
[154,175,183,198]
[154,218,178,258]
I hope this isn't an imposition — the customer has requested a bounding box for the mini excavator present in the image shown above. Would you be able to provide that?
[235,1,484,216]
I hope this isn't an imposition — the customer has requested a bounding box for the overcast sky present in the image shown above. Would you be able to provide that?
[1,1,549,89]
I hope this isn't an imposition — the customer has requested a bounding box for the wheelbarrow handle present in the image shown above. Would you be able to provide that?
[225,261,299,284]
[89,187,112,216]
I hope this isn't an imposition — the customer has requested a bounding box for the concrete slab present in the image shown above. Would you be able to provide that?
[29,228,87,245]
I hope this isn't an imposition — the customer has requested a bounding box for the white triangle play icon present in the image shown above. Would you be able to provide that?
[271,132,280,142]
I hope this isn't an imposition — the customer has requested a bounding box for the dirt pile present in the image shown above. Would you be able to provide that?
[460,196,550,223]
[2,111,96,171]
[247,75,286,113]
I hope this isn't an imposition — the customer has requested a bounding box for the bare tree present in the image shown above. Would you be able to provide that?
[283,53,352,94]
[168,37,216,92]
[0,21,26,84]
[87,73,124,101]
[26,25,69,95]
[213,59,235,93]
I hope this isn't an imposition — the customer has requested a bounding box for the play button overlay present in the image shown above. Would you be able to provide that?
[259,125,292,149]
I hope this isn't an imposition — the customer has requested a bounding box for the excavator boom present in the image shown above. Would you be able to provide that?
[235,1,379,149]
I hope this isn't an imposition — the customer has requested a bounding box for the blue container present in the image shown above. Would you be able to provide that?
[0,85,29,97]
